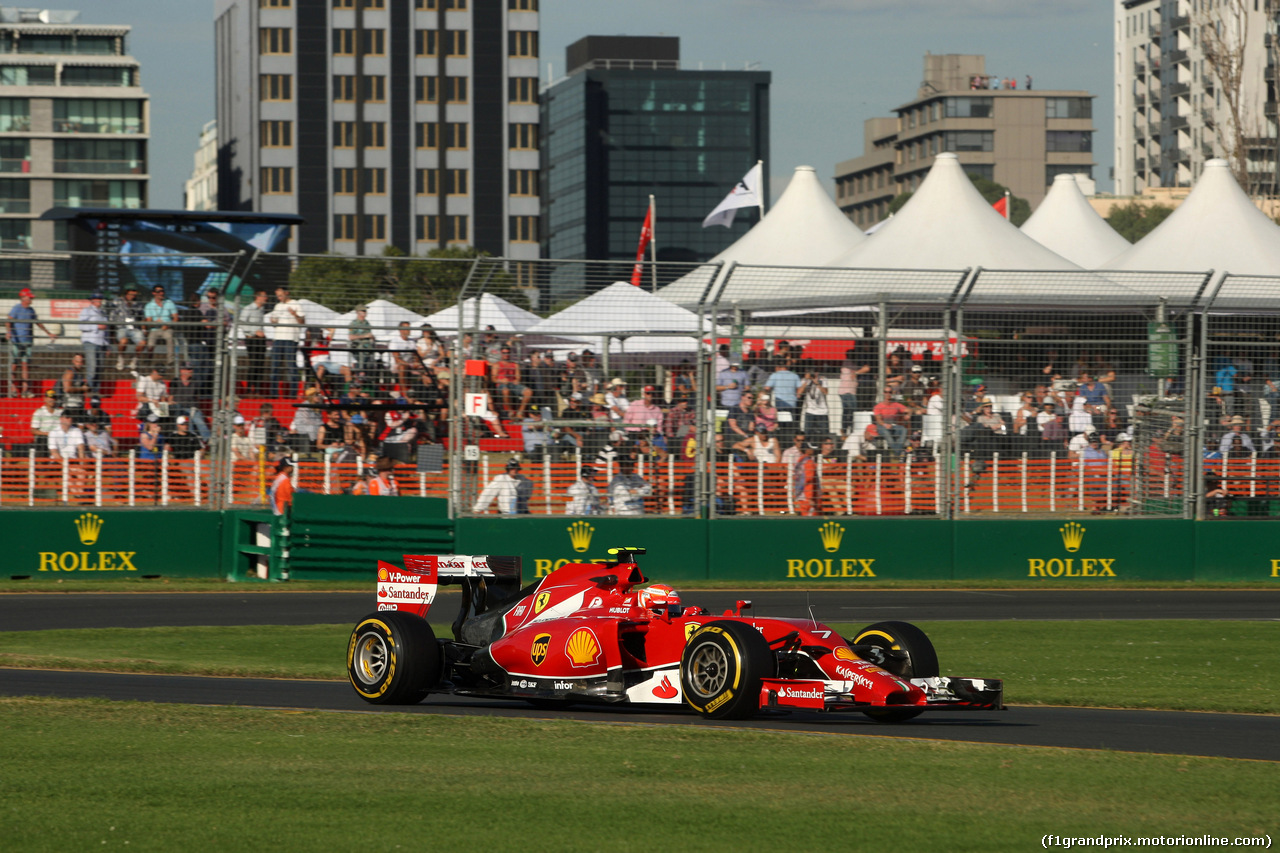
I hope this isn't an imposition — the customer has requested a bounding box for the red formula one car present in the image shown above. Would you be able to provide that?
[346,548,1003,721]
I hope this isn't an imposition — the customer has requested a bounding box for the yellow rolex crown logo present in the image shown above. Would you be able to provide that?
[75,513,104,546]
[568,520,594,553]
[819,521,845,553]
[1060,521,1086,553]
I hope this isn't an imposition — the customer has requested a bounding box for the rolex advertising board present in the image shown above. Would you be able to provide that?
[0,511,223,579]
[1194,520,1280,581]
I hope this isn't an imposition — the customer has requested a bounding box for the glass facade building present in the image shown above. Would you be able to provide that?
[541,67,770,265]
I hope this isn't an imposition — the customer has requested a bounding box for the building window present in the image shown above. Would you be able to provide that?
[362,168,386,194]
[362,122,386,148]
[416,76,438,103]
[54,179,142,209]
[940,131,994,152]
[420,169,471,196]
[362,0,386,8]
[0,138,29,172]
[333,0,354,7]
[446,30,467,56]
[362,214,386,240]
[509,215,538,243]
[333,29,356,55]
[508,77,537,104]
[963,164,995,182]
[416,123,437,149]
[260,74,292,101]
[362,29,385,55]
[53,99,143,134]
[943,97,993,118]
[260,120,292,147]
[62,66,134,87]
[0,219,31,249]
[260,0,292,7]
[509,168,537,196]
[1045,97,1092,119]
[1046,165,1094,185]
[417,214,437,241]
[0,98,30,132]
[0,178,31,214]
[0,66,54,86]
[334,213,357,240]
[415,30,437,57]
[508,123,538,150]
[415,0,435,7]
[446,76,467,103]
[260,166,293,194]
[508,0,537,9]
[334,75,357,101]
[334,167,357,194]
[447,122,467,149]
[508,30,537,58]
[334,121,357,147]
[259,27,292,55]
[362,75,386,102]
[445,214,468,243]
[1046,130,1092,152]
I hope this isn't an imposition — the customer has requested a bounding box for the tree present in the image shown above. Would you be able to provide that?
[1104,201,1174,243]
[1198,0,1266,193]
[881,173,1031,226]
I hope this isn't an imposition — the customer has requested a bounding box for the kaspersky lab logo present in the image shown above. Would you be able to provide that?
[785,521,876,579]
[40,513,138,573]
[1028,521,1116,577]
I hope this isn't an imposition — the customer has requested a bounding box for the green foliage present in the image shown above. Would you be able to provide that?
[1105,201,1174,243]
[880,173,1031,226]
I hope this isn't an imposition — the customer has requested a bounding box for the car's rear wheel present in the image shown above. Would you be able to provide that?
[680,621,776,720]
[850,620,938,723]
[347,611,441,705]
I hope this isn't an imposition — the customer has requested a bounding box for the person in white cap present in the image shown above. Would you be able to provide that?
[472,457,532,514]
[231,415,258,463]
[1218,415,1255,454]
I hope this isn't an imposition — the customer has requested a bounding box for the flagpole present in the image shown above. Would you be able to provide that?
[1003,189,1010,220]
[649,194,657,293]
[756,160,765,219]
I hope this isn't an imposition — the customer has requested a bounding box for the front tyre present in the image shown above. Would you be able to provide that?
[851,620,938,723]
[347,611,441,705]
[680,621,776,720]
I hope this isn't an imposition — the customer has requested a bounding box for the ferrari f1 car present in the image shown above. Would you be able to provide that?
[346,548,1003,721]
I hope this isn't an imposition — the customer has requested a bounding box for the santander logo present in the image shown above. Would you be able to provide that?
[652,675,678,699]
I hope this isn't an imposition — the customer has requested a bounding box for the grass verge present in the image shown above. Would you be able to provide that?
[1,697,1276,853]
[1,621,1278,714]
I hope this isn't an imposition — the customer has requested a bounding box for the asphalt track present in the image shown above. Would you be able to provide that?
[2,589,1278,761]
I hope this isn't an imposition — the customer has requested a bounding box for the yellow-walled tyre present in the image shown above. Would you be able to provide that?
[680,621,776,720]
[347,611,441,705]
[851,620,938,723]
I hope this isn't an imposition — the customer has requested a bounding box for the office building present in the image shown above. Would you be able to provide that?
[835,54,1094,228]
[214,0,541,258]
[185,119,218,211]
[540,35,770,264]
[0,6,148,281]
[1113,0,1277,195]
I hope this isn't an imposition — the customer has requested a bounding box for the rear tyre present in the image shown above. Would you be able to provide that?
[850,620,938,723]
[680,621,777,720]
[347,611,441,705]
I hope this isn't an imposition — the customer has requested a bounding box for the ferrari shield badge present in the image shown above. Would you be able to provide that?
[534,591,552,615]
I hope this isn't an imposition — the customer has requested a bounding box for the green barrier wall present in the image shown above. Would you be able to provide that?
[0,509,223,579]
[1194,520,1280,582]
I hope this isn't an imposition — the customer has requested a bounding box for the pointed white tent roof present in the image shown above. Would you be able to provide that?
[423,293,541,332]
[528,281,707,337]
[1102,159,1280,276]
[333,299,426,344]
[1021,174,1131,268]
[827,153,1082,272]
[657,165,865,307]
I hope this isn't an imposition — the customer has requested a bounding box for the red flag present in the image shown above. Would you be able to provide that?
[992,195,1008,219]
[630,203,653,286]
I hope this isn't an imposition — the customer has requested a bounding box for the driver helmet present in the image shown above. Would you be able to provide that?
[636,583,680,611]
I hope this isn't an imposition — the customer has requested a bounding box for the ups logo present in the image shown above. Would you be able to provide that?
[530,633,551,666]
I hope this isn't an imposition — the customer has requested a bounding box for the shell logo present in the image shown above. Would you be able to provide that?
[565,627,602,668]
[833,647,857,662]
[378,567,388,581]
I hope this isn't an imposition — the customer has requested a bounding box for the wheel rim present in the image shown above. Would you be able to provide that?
[353,631,390,686]
[686,640,730,699]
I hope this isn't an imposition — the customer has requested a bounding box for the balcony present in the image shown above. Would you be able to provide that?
[1202,108,1216,126]
[1136,158,1146,171]
[1167,81,1190,97]
[1267,101,1278,119]
[0,116,31,132]
[1135,92,1146,107]
[1149,122,1163,137]
[1165,48,1189,65]
[1135,59,1146,75]
[52,120,144,135]
[1149,25,1161,39]
[0,235,32,249]
[0,200,30,214]
[1170,14,1190,30]
[1166,114,1189,131]
[1201,142,1215,157]
[0,158,31,172]
[52,158,145,175]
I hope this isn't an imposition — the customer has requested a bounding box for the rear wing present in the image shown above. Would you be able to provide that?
[376,554,522,619]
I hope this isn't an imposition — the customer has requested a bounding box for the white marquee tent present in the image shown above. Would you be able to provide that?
[423,293,541,333]
[1021,173,1131,269]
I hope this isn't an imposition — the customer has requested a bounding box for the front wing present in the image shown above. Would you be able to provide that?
[761,676,1005,713]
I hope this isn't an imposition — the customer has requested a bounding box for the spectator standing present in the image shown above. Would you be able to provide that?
[168,415,205,460]
[143,286,179,371]
[604,378,630,422]
[493,345,532,418]
[764,361,802,437]
[565,466,601,515]
[135,367,170,420]
[798,371,830,437]
[1219,415,1255,454]
[347,305,375,376]
[231,415,258,462]
[268,457,295,515]
[1013,393,1040,435]
[77,292,109,394]
[623,385,664,435]
[723,391,755,443]
[238,290,269,395]
[838,348,870,436]
[716,360,749,408]
[664,396,696,447]
[30,391,62,448]
[753,390,778,434]
[59,353,90,414]
[608,456,652,515]
[792,440,822,516]
[110,286,146,371]
[267,285,305,394]
[734,423,780,463]
[559,352,588,400]
[138,419,165,461]
[170,362,211,441]
[521,408,550,459]
[289,386,324,449]
[7,287,58,397]
[526,350,557,411]
[472,457,532,514]
[387,321,417,390]
[190,290,227,386]
[578,349,603,396]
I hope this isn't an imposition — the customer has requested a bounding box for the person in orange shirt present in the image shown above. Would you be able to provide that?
[269,457,295,515]
[366,456,399,496]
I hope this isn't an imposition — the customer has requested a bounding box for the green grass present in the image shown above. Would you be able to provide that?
[0,698,1275,853]
[2,621,1279,714]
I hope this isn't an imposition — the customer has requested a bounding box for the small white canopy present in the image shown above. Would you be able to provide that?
[658,164,865,308]
[1021,174,1131,269]
[828,153,1082,272]
[423,293,541,333]
[1102,159,1280,276]
[333,298,427,344]
[294,298,345,328]
[528,281,708,337]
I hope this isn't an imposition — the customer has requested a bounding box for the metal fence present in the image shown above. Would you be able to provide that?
[0,248,1269,521]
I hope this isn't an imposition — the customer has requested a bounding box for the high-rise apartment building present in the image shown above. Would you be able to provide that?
[540,36,770,264]
[1113,0,1277,195]
[214,0,540,258]
[185,119,218,212]
[0,6,148,280]
[835,54,1095,228]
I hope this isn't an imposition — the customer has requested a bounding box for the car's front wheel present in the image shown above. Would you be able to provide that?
[850,620,938,723]
[680,621,776,720]
[347,611,441,704]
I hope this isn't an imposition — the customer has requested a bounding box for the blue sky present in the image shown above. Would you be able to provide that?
[82,0,1114,209]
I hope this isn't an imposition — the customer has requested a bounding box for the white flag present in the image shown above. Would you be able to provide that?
[702,162,762,228]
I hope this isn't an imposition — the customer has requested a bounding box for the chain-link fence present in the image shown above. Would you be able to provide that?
[1,248,1268,520]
